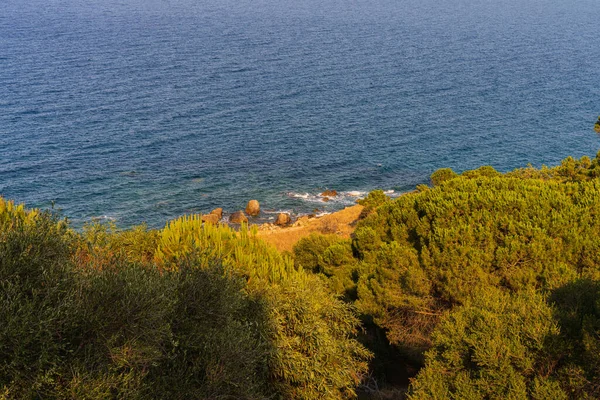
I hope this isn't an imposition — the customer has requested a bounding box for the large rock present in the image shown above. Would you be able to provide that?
[201,213,220,224]
[229,211,248,224]
[210,207,223,219]
[321,189,338,197]
[275,213,291,226]
[245,200,260,216]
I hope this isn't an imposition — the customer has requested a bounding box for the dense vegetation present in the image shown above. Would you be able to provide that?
[3,153,600,398]
[0,201,369,399]
[294,154,600,398]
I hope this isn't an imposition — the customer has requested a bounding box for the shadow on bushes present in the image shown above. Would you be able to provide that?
[0,211,273,399]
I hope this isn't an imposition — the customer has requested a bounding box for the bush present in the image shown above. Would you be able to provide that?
[358,190,391,216]
[460,165,501,179]
[408,280,600,399]
[549,280,600,398]
[293,233,347,274]
[430,168,458,186]
[294,233,359,300]
[0,205,75,398]
[75,222,159,271]
[508,153,600,181]
[150,263,272,399]
[408,289,565,399]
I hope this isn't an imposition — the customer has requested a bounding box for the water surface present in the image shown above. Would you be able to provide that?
[1,0,599,227]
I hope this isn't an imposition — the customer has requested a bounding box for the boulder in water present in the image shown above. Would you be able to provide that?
[201,214,220,224]
[245,200,260,216]
[229,211,248,224]
[321,189,338,197]
[210,207,223,219]
[275,213,291,226]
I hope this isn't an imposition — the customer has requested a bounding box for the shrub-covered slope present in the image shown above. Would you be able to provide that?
[0,199,370,399]
[293,154,600,398]
[4,153,600,399]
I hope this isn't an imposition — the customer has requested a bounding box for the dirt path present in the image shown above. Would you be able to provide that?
[256,205,364,253]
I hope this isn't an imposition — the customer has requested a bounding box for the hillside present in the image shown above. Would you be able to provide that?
[2,154,600,399]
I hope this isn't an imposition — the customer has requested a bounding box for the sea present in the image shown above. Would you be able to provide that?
[1,0,599,228]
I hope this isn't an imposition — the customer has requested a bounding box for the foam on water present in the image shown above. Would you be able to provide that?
[262,209,295,215]
[346,191,366,197]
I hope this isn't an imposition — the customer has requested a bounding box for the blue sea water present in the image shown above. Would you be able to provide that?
[1,0,599,228]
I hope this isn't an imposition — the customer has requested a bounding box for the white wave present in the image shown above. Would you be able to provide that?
[262,209,294,215]
[287,192,311,199]
[345,190,366,197]
[387,190,406,198]
[287,192,325,203]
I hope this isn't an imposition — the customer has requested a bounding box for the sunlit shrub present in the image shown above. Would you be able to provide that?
[154,215,371,399]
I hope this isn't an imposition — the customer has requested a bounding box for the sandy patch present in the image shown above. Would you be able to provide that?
[256,205,364,253]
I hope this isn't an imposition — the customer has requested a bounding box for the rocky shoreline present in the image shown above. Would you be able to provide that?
[198,192,365,252]
[203,190,352,228]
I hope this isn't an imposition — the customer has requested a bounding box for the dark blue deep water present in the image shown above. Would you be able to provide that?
[1,0,599,227]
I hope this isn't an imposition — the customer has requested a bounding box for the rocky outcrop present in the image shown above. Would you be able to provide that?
[245,200,260,216]
[275,213,291,226]
[321,190,337,197]
[210,207,223,219]
[229,211,248,224]
[201,214,220,224]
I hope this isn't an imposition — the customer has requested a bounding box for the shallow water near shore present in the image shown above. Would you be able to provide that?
[1,0,599,228]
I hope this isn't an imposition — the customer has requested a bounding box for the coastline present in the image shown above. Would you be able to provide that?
[255,204,364,253]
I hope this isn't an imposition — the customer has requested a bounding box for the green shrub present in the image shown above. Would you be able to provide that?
[358,190,391,216]
[461,165,501,179]
[293,234,359,300]
[430,168,458,186]
[549,280,600,398]
[149,263,272,399]
[67,264,176,398]
[293,233,347,274]
[408,289,565,400]
[75,221,159,270]
[294,156,600,390]
[0,201,275,399]
[0,207,75,398]
[508,153,600,181]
